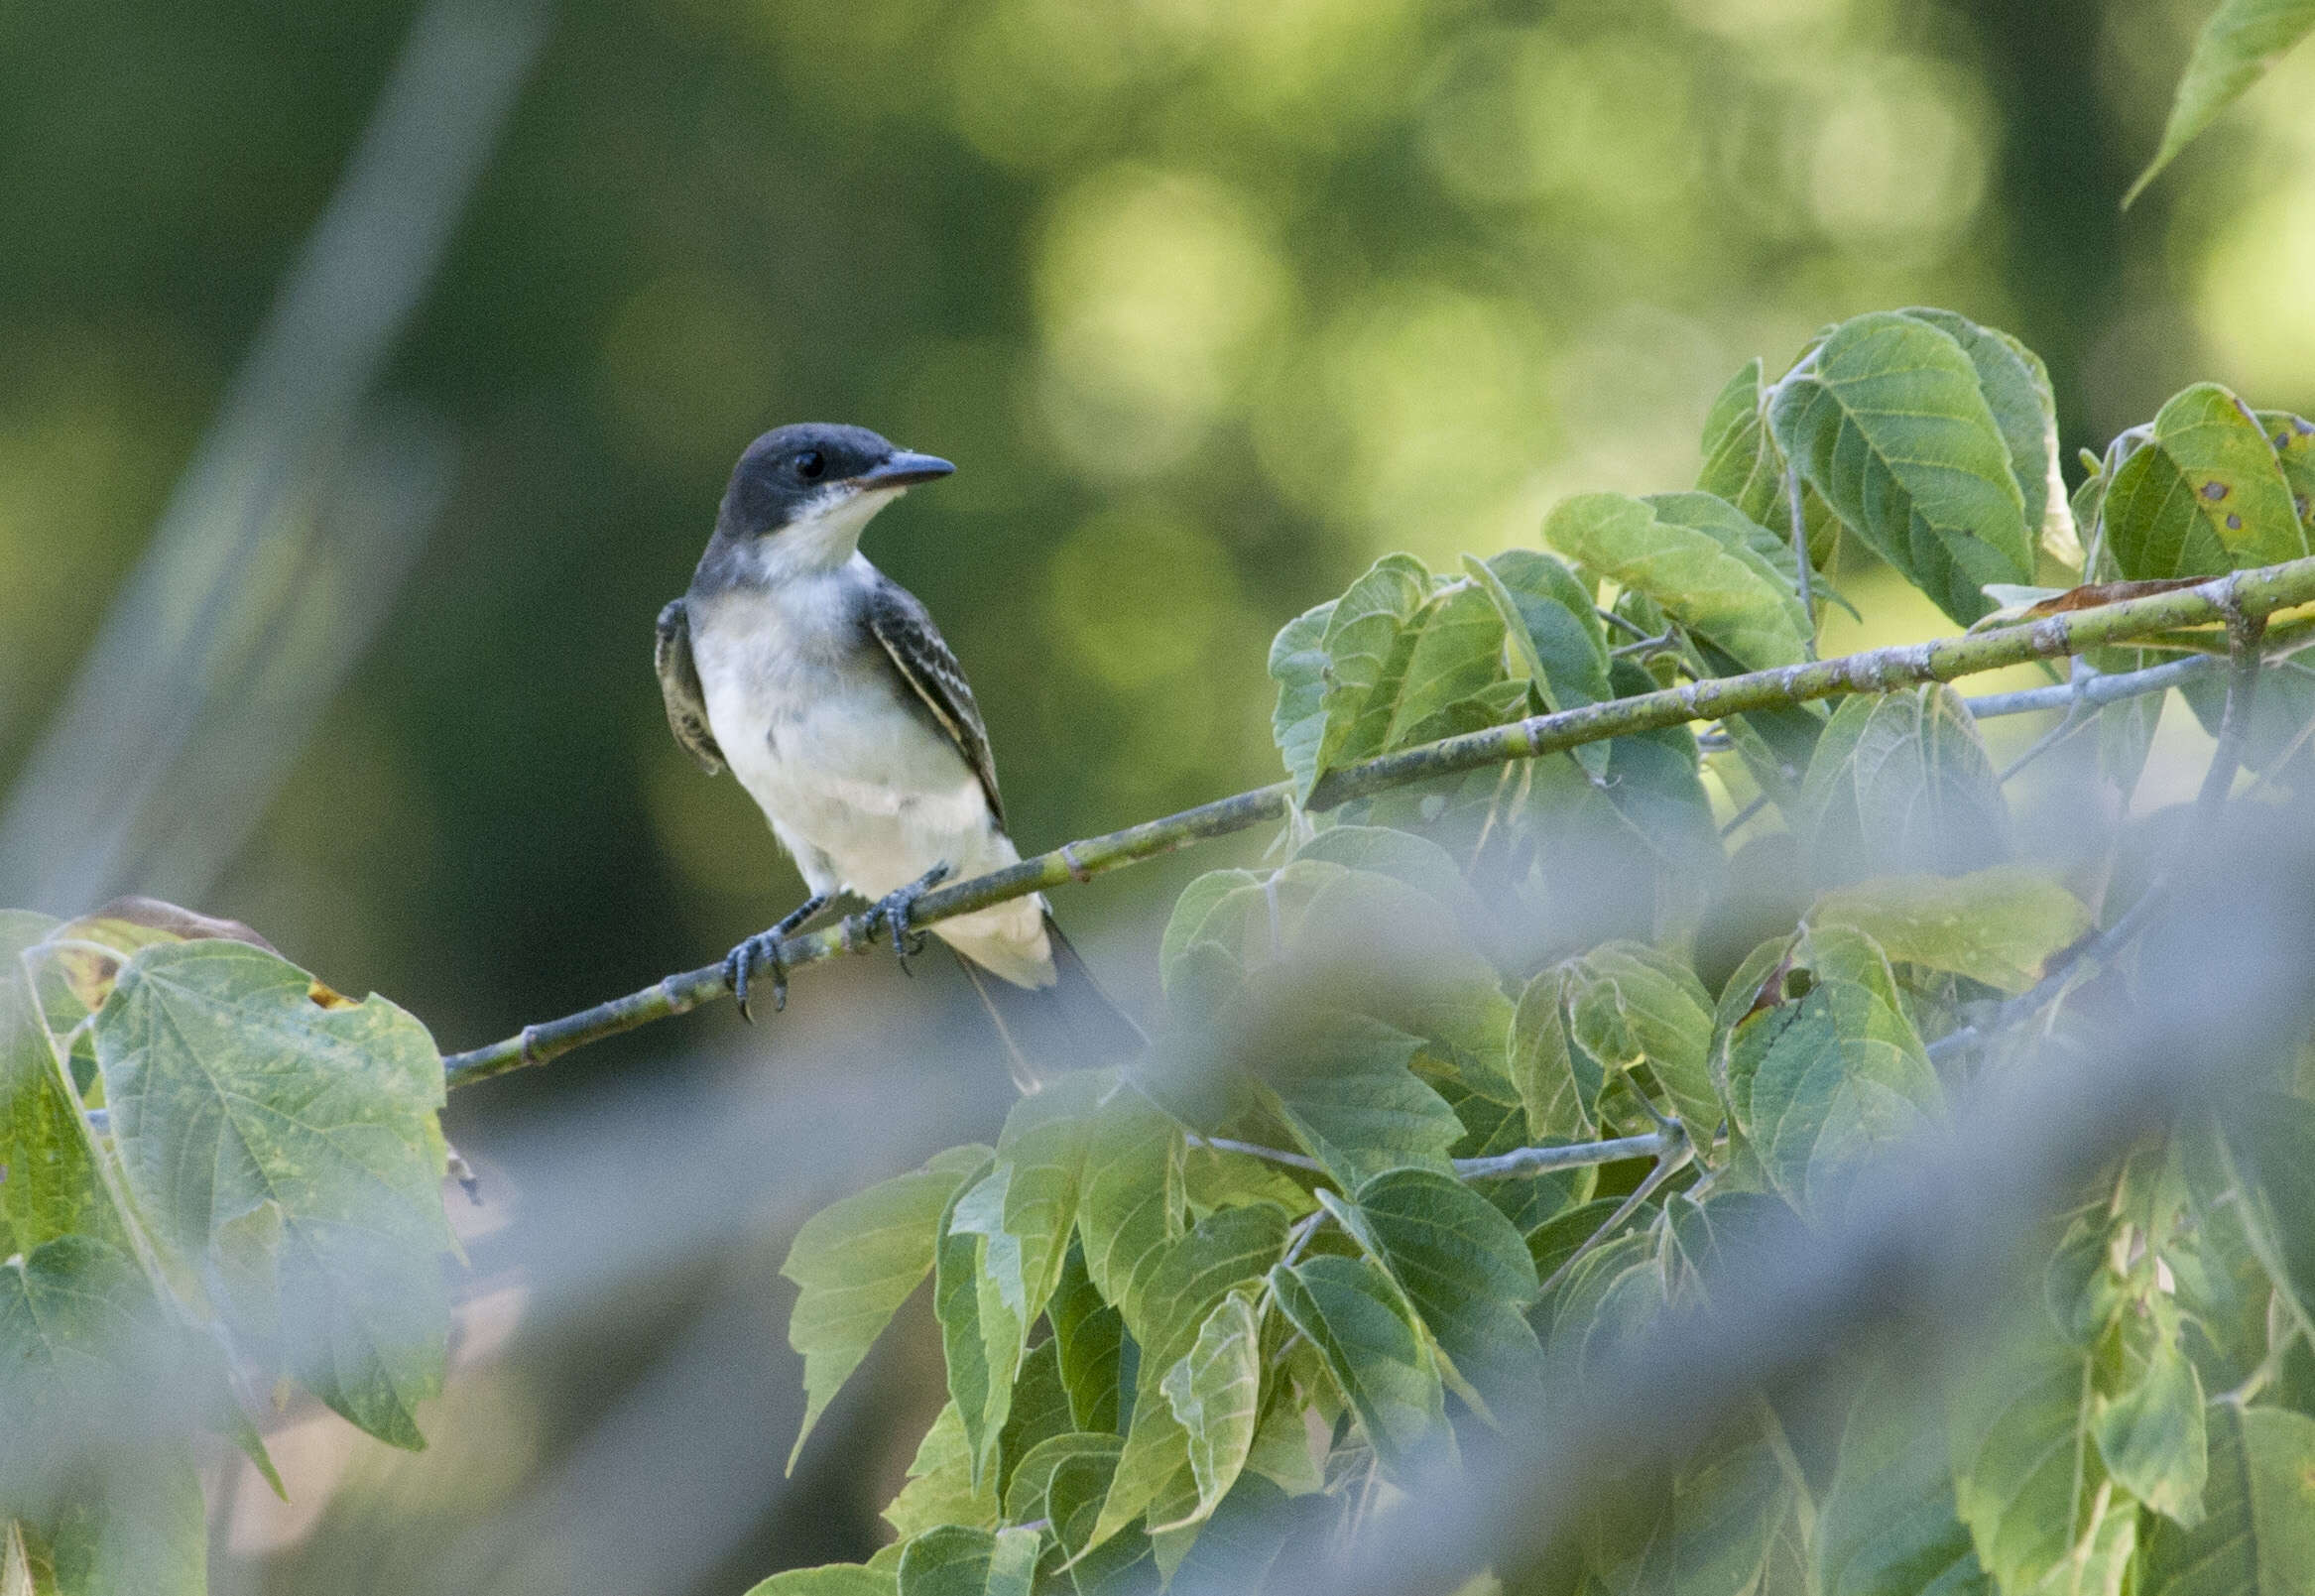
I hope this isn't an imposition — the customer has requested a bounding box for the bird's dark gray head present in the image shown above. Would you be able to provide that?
[715,423,955,541]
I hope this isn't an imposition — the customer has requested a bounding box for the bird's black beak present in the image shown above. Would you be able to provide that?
[857,450,956,490]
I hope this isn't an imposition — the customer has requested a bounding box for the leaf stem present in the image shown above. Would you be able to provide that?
[443,556,2315,1088]
[1537,1129,1694,1298]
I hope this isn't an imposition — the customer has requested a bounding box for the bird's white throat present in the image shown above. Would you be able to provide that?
[743,483,908,582]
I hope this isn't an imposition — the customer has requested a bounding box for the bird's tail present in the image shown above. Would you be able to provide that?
[955,914,1145,1092]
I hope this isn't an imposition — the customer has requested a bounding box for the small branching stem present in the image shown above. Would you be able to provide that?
[442,557,2315,1089]
[1537,1129,1695,1298]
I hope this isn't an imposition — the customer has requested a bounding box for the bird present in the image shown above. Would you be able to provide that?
[655,422,1143,1090]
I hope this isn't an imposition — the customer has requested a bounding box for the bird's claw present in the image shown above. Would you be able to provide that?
[863,863,952,974]
[724,931,791,1022]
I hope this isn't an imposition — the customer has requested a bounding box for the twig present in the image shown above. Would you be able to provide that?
[441,557,2315,1088]
[1193,1135,1322,1173]
[1925,881,2174,1064]
[1537,1129,1694,1298]
[1961,653,2217,719]
[1453,1131,1676,1180]
[1609,629,1679,659]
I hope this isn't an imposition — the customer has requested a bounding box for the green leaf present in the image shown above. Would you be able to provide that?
[1289,553,1431,800]
[1,912,111,1255]
[2105,384,2309,580]
[0,1237,194,1498]
[2258,411,2315,531]
[1165,1473,1307,1596]
[93,940,454,1449]
[2128,0,2315,203]
[1463,551,1613,777]
[1268,1254,1446,1476]
[1264,1016,1462,1189]
[1154,1289,1263,1531]
[1383,582,1510,750]
[1292,826,1482,924]
[1725,925,1941,1216]
[1817,1366,1990,1596]
[1808,868,2091,994]
[1768,311,2032,624]
[2219,1093,2315,1339]
[897,1526,1001,1596]
[1003,1431,1121,1524]
[1543,491,1808,673]
[981,1076,1106,1327]
[884,1402,999,1540]
[784,1145,989,1469]
[1090,1204,1291,1549]
[2095,1311,2209,1529]
[1159,871,1264,1000]
[932,1158,1008,1484]
[1051,1245,1127,1434]
[1326,1168,1543,1415]
[1900,308,2075,568]
[1948,1323,2104,1595]
[1075,1097,1182,1344]
[42,1442,207,1596]
[1565,942,1720,1139]
[1268,602,1334,801]
[1802,686,2010,883]
[1509,965,1603,1142]
[2141,1401,2315,1594]
[742,1565,897,1596]
[1046,1448,1152,1594]
[998,1338,1077,1501]
[1698,356,1842,572]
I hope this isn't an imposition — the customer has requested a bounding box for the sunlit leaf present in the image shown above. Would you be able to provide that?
[1808,868,2091,994]
[884,1402,999,1541]
[2128,0,2315,203]
[93,940,454,1449]
[2258,410,2315,531]
[2095,1308,2209,1529]
[1154,1290,1263,1530]
[1768,311,2032,624]
[1268,1254,1445,1477]
[1543,491,1808,673]
[1003,1431,1120,1524]
[1383,582,1509,750]
[2104,384,2308,580]
[784,1145,989,1470]
[1,913,111,1256]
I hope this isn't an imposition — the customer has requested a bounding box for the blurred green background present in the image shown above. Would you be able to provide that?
[3,0,2313,1589]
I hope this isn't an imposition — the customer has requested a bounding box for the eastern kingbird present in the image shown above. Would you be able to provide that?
[656,423,1143,1089]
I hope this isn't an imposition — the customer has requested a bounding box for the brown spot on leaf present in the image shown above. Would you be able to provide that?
[47,896,280,1011]
[306,979,358,1010]
[2202,480,2229,500]
[2227,514,2243,531]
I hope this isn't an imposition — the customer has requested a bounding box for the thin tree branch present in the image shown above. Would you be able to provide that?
[442,557,2315,1089]
[1453,1131,1676,1180]
[1537,1129,1694,1298]
[1962,653,2218,718]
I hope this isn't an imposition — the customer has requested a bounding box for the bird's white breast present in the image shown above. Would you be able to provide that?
[686,557,1023,908]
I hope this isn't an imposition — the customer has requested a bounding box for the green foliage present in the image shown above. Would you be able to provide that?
[23,305,2315,1596]
[2129,0,2315,203]
[0,905,459,1591]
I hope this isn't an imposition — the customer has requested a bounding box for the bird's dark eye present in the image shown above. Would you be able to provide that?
[794,450,825,480]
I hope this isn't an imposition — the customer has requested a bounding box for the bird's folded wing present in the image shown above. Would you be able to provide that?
[655,597,726,774]
[861,577,1006,827]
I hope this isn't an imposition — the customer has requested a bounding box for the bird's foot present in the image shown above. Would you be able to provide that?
[725,892,832,1021]
[862,863,951,974]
